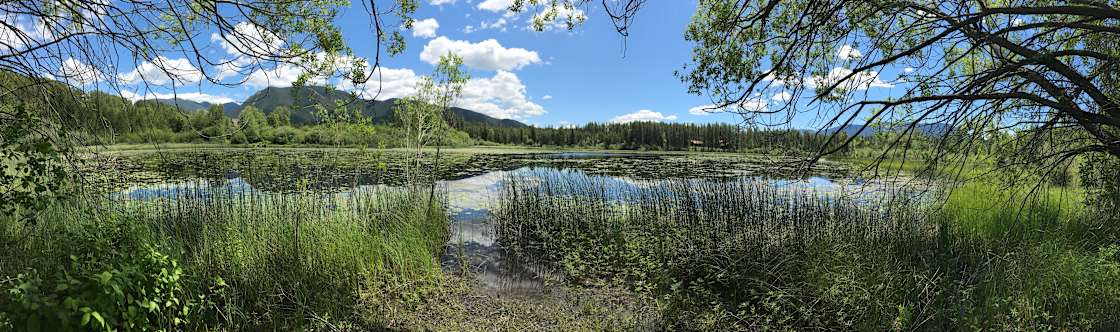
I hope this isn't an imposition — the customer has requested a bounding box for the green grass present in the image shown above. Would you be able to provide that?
[1,187,449,330]
[491,173,1120,330]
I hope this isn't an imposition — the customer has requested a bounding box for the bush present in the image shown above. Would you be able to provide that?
[230,131,248,144]
[2,248,195,331]
[266,126,301,145]
[1081,153,1120,210]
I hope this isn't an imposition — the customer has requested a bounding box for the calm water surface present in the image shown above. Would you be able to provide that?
[113,153,907,294]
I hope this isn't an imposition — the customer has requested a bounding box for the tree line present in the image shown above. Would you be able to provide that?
[462,121,850,153]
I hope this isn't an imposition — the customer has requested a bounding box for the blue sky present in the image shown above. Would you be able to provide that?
[88,0,908,128]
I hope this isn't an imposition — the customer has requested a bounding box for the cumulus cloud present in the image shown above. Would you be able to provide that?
[456,70,546,120]
[771,91,793,102]
[611,110,677,124]
[420,37,540,71]
[120,90,236,105]
[541,95,552,100]
[430,0,455,5]
[412,18,439,38]
[239,51,367,88]
[211,22,283,58]
[242,63,332,89]
[340,67,546,120]
[58,58,103,85]
[477,0,514,12]
[119,56,204,86]
[806,67,894,91]
[902,67,915,74]
[0,15,51,54]
[529,6,586,31]
[741,98,768,112]
[340,67,422,100]
[837,44,862,60]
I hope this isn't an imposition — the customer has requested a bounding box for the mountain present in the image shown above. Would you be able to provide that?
[154,98,242,117]
[824,123,952,138]
[150,86,528,127]
[153,98,209,112]
[236,86,528,127]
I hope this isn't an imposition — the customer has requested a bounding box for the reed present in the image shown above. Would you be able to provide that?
[491,170,1120,330]
[2,183,449,329]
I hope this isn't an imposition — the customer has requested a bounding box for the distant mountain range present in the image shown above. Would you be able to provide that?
[824,123,952,137]
[151,86,528,128]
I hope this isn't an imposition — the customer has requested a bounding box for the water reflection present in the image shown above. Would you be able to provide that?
[114,164,915,294]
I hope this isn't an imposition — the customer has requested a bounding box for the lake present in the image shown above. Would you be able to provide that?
[97,148,919,295]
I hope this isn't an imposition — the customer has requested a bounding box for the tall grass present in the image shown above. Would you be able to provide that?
[491,171,1120,330]
[1,184,449,329]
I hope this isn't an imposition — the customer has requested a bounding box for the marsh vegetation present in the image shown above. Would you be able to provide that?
[6,146,1118,330]
[3,0,1120,330]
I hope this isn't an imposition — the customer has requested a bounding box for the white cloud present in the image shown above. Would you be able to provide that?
[611,110,677,123]
[807,67,894,91]
[530,6,586,31]
[119,56,204,86]
[340,67,546,120]
[741,98,768,112]
[689,97,770,116]
[340,67,422,100]
[688,104,720,116]
[771,91,792,102]
[541,95,552,100]
[0,15,52,55]
[902,67,915,74]
[480,18,509,31]
[121,90,236,105]
[478,0,514,12]
[58,58,103,85]
[211,22,283,58]
[456,70,546,120]
[420,37,540,71]
[837,44,862,60]
[464,18,510,34]
[430,0,455,5]
[234,52,354,89]
[412,18,440,38]
[245,64,300,88]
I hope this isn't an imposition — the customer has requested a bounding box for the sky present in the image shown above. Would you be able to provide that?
[41,0,910,128]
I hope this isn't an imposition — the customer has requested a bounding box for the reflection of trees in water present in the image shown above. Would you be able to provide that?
[109,150,852,193]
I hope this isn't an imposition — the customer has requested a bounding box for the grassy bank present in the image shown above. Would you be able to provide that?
[492,174,1120,330]
[1,187,449,330]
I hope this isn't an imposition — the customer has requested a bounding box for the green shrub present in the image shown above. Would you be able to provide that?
[266,126,301,145]
[2,248,194,331]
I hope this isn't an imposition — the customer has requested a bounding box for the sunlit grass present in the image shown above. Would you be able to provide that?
[490,172,1120,330]
[2,187,449,329]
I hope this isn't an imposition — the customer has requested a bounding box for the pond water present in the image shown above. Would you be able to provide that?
[109,151,912,294]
